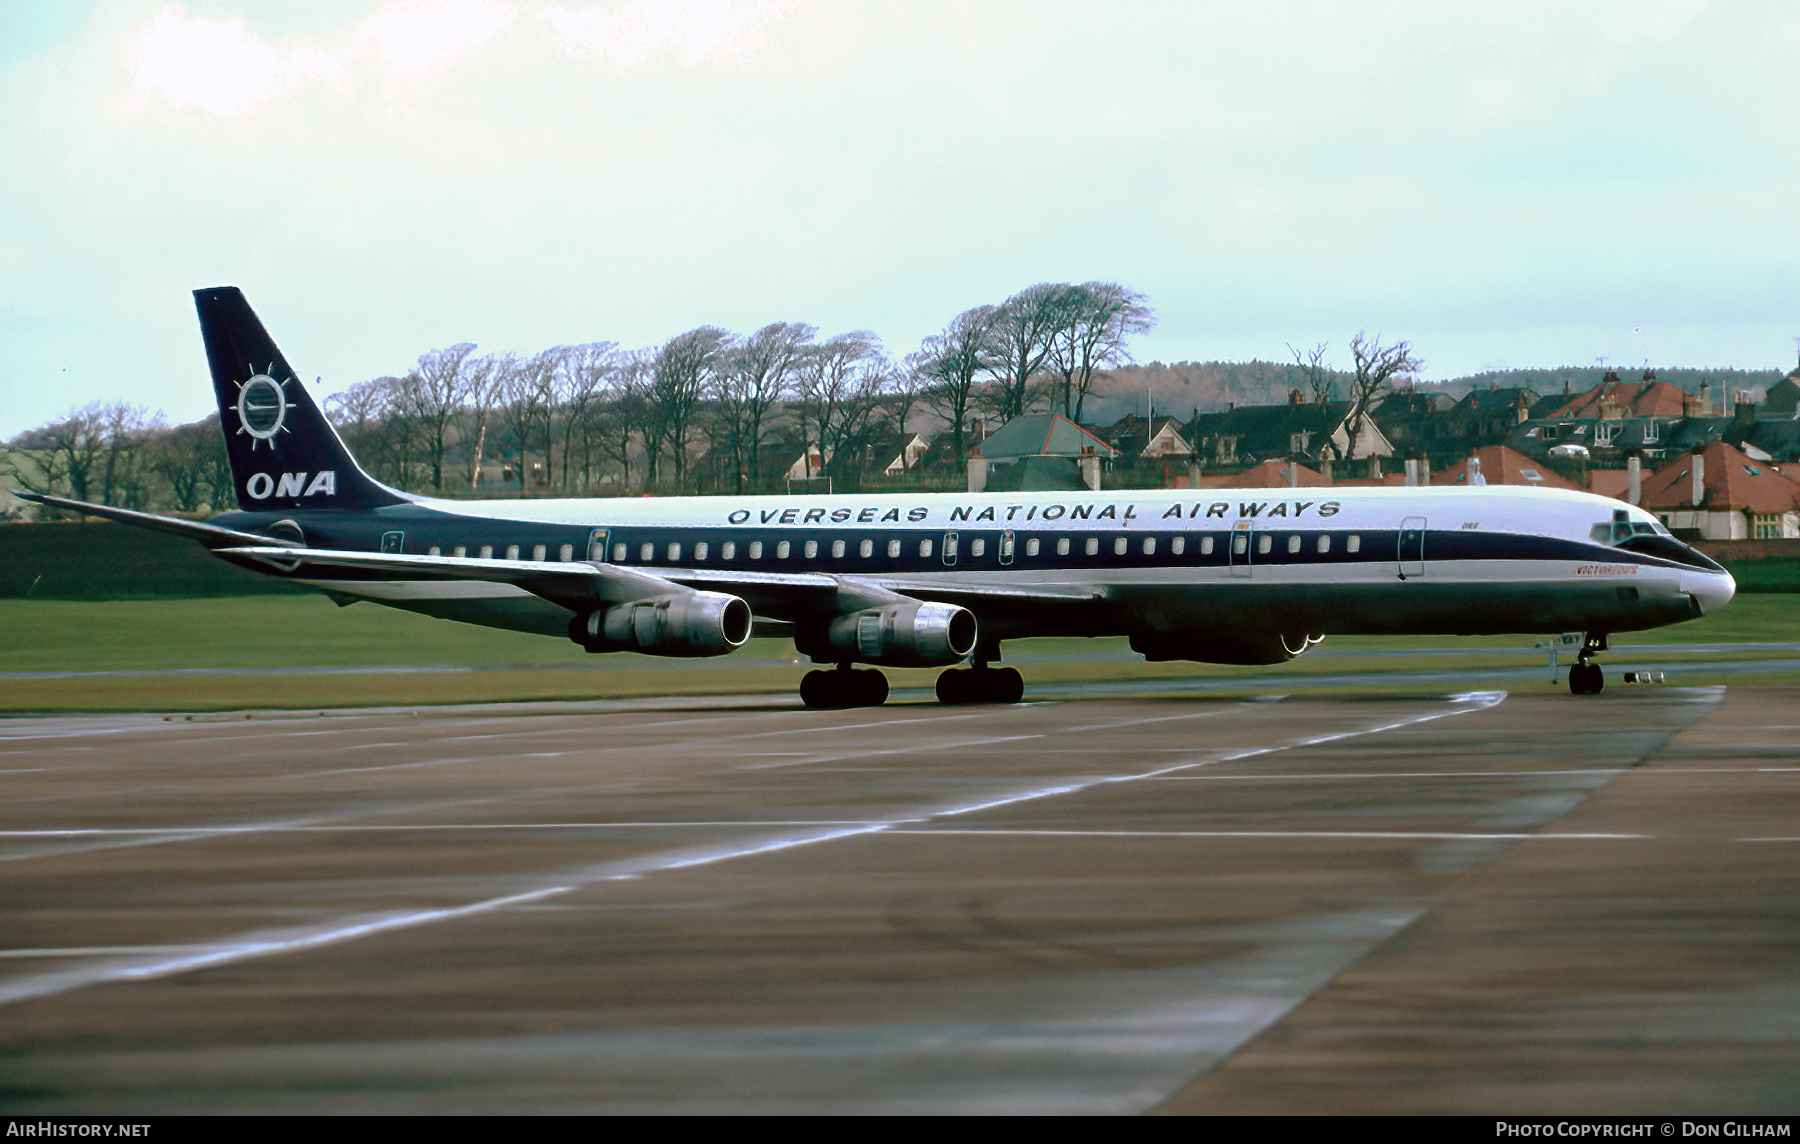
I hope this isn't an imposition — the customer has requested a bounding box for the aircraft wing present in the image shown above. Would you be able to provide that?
[218,545,1104,623]
[10,491,293,549]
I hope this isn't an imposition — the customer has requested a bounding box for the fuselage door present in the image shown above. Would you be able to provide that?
[942,531,959,567]
[1229,520,1253,578]
[587,529,609,562]
[1399,516,1426,580]
[999,529,1015,566]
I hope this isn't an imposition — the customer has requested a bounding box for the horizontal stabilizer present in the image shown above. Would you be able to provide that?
[11,491,299,549]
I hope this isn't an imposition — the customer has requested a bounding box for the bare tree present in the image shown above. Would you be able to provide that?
[147,419,215,512]
[646,328,731,487]
[795,332,889,482]
[1045,283,1155,422]
[554,342,618,490]
[458,352,511,490]
[1288,341,1335,403]
[1343,331,1421,463]
[406,343,476,491]
[916,305,999,465]
[714,322,813,493]
[983,283,1068,421]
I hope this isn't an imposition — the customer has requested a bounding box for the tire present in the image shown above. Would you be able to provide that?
[800,669,836,709]
[858,670,890,707]
[1569,662,1605,695]
[936,668,971,705]
[993,666,1024,704]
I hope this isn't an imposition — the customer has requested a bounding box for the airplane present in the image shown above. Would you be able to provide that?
[16,287,1736,703]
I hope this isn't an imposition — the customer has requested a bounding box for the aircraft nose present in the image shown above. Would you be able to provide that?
[1683,569,1736,615]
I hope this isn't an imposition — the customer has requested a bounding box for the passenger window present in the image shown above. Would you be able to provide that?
[1057,537,1070,556]
[1085,537,1099,556]
[1317,535,1331,554]
[667,542,681,562]
[1201,536,1214,555]
[1257,535,1272,555]
[887,539,900,558]
[971,538,986,557]
[831,539,845,558]
[723,541,736,559]
[777,540,791,559]
[1113,537,1127,555]
[1347,535,1361,554]
[428,546,441,556]
[920,538,933,558]
[804,540,818,558]
[479,545,493,559]
[1026,537,1040,556]
[641,542,655,562]
[695,542,708,560]
[859,539,873,558]
[1287,535,1301,554]
[453,545,467,557]
[749,540,763,559]
[1232,534,1247,555]
[558,544,573,561]
[611,543,625,561]
[1171,536,1185,555]
[534,544,547,561]
[1143,537,1156,555]
[506,544,520,560]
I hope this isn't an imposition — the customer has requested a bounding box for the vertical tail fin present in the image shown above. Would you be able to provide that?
[195,287,406,511]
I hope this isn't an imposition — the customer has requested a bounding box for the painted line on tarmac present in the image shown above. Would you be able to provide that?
[0,692,1507,1008]
[898,829,1650,841]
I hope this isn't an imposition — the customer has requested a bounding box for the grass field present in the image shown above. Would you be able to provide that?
[5,593,1799,713]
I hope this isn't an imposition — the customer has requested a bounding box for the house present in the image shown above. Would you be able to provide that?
[980,413,1119,463]
[1205,458,1329,488]
[877,432,932,477]
[1096,414,1194,460]
[1431,445,1582,490]
[1185,390,1394,474]
[1639,441,1800,540]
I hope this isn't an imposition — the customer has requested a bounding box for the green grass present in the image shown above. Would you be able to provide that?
[4,593,1798,713]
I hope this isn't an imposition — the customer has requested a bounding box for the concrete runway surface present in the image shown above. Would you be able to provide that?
[2,686,1799,1114]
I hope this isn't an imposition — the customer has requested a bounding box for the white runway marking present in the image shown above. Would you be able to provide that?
[899,829,1651,841]
[0,692,1507,1008]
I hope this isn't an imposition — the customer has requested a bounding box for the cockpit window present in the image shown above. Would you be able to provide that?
[1590,512,1717,569]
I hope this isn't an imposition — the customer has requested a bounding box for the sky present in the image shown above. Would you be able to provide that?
[1,0,1797,437]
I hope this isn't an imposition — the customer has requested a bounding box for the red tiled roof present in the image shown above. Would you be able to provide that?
[1639,442,1800,513]
[1431,445,1582,490]
[1542,379,1691,420]
[1204,459,1329,488]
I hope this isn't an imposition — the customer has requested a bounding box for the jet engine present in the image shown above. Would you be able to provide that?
[571,591,752,657]
[802,600,979,667]
[1129,630,1322,666]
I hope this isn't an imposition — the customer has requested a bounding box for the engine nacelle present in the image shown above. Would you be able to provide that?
[811,601,979,667]
[572,591,752,657]
[1130,630,1322,666]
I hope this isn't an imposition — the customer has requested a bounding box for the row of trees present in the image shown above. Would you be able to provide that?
[5,281,1158,513]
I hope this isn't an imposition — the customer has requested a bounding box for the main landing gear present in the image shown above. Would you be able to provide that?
[1569,631,1608,695]
[935,662,1025,705]
[799,663,890,709]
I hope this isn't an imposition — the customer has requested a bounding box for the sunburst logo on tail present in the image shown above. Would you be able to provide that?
[234,367,291,448]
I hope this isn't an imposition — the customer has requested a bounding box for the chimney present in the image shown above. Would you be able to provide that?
[1079,446,1102,492]
[1188,452,1203,490]
[1320,455,1334,485]
[1690,448,1705,508]
[1289,388,1304,406]
[1701,378,1712,416]
[1468,456,1486,487]
[1735,391,1756,424]
[1627,451,1642,505]
[1404,456,1421,486]
[1286,458,1299,487]
[966,443,988,493]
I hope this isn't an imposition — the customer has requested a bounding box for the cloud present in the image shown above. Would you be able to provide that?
[127,10,343,115]
[540,0,794,68]
[362,0,515,75]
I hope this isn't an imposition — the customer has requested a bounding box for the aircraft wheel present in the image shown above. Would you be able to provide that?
[936,668,972,705]
[852,668,889,707]
[1569,662,1605,695]
[991,666,1024,704]
[800,669,836,708]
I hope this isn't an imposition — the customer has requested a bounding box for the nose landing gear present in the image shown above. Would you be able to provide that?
[799,663,889,709]
[1569,631,1608,695]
